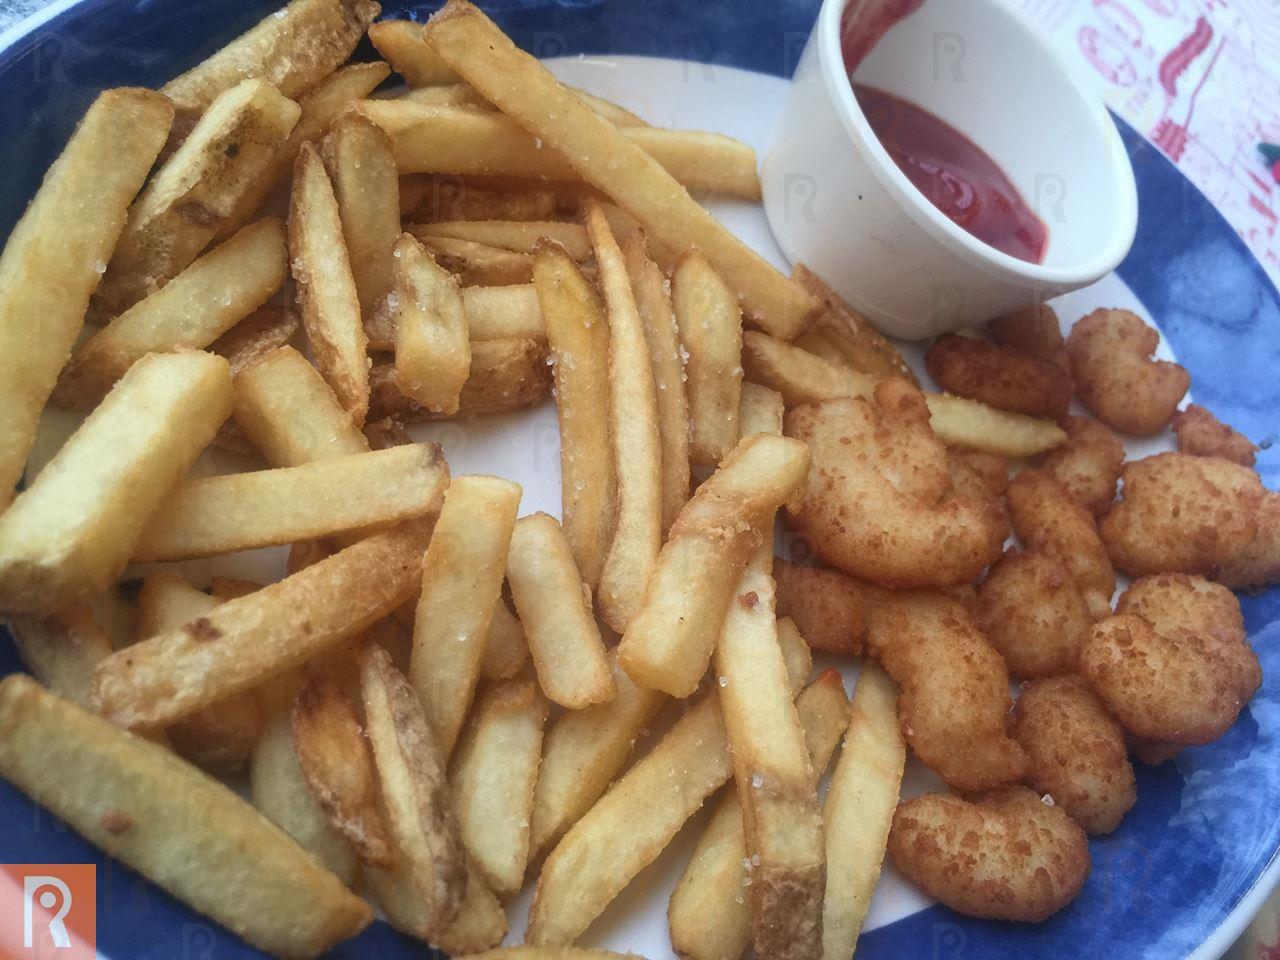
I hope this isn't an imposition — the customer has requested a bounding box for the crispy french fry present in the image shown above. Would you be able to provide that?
[404,173,560,222]
[452,677,548,897]
[411,220,591,260]
[401,81,650,129]
[668,670,850,960]
[0,88,172,506]
[22,406,84,484]
[623,231,690,533]
[54,218,288,410]
[422,235,534,285]
[463,284,543,342]
[673,249,744,467]
[776,617,814,693]
[743,330,1066,456]
[422,2,815,337]
[394,233,471,415]
[7,605,113,708]
[738,381,785,438]
[233,345,370,467]
[372,858,508,952]
[93,80,300,317]
[369,19,461,86]
[91,523,430,729]
[408,475,522,756]
[507,513,615,709]
[363,416,412,450]
[0,351,231,614]
[532,242,615,588]
[211,305,301,375]
[0,674,372,957]
[360,645,467,936]
[587,202,662,632]
[133,443,447,561]
[480,598,530,681]
[209,576,263,601]
[617,433,811,698]
[821,663,906,960]
[290,141,370,424]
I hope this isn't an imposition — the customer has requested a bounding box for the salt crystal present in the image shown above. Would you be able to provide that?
[751,773,763,789]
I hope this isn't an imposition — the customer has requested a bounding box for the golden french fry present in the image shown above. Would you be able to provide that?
[408,474,522,756]
[394,233,471,415]
[363,416,413,451]
[369,19,461,86]
[507,513,615,709]
[0,675,372,957]
[532,241,615,588]
[289,141,370,424]
[7,606,113,708]
[739,381,785,437]
[422,235,534,285]
[54,218,288,410]
[360,645,467,936]
[480,598,529,681]
[776,617,814,694]
[211,305,301,375]
[586,202,662,632]
[0,88,172,506]
[22,406,84,484]
[411,220,591,259]
[402,82,651,130]
[403,173,560,222]
[463,284,543,342]
[452,677,548,897]
[623,231,690,533]
[673,249,744,467]
[422,2,815,337]
[617,433,811,698]
[209,576,263,601]
[0,351,231,614]
[91,523,430,729]
[821,663,906,960]
[372,858,508,952]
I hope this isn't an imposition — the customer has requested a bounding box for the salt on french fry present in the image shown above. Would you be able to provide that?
[411,220,591,260]
[369,18,461,86]
[393,232,471,416]
[422,235,534,286]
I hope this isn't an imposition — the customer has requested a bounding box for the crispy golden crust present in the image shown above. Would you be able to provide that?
[784,381,1008,588]
[1216,490,1280,589]
[867,591,1027,792]
[888,788,1090,922]
[1065,308,1188,436]
[976,550,1091,679]
[986,304,1068,366]
[773,559,866,655]
[1099,453,1264,577]
[1037,415,1125,517]
[947,449,1009,501]
[1012,676,1135,835]
[1173,404,1258,467]
[925,334,1072,420]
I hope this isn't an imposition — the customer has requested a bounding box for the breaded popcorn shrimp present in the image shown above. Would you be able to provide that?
[925,333,1072,420]
[1038,415,1125,517]
[977,550,1091,679]
[1172,404,1259,467]
[1216,491,1280,589]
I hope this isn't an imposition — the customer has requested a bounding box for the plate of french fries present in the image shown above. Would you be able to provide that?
[0,1,1278,959]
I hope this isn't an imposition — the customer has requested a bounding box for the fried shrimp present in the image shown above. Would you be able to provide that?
[948,449,1009,501]
[1172,404,1259,467]
[1008,470,1115,620]
[1038,415,1125,517]
[1099,453,1264,577]
[867,590,1027,792]
[986,303,1068,368]
[1012,676,1136,835]
[784,381,1008,589]
[1216,491,1280,589]
[925,333,1072,420]
[1065,308,1189,436]
[773,558,866,655]
[888,787,1090,922]
[976,550,1091,679]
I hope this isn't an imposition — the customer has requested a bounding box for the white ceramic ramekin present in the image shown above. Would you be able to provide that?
[762,0,1139,340]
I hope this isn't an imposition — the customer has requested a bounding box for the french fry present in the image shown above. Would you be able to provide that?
[364,416,413,451]
[776,617,814,694]
[587,202,662,632]
[0,675,372,957]
[532,242,615,588]
[93,81,301,317]
[91,523,431,729]
[132,443,447,561]
[623,231,690,532]
[460,951,642,960]
[668,670,850,960]
[369,19,461,86]
[743,330,1067,456]
[7,605,113,708]
[233,345,370,467]
[463,284,543,342]
[403,83,650,130]
[507,513,615,709]
[22,406,84,484]
[209,576,263,601]
[371,858,508,952]
[0,351,231,614]
[394,233,471,415]
[422,235,534,285]
[673,249,744,467]
[451,677,548,897]
[738,381,785,437]
[404,173,560,222]
[292,671,392,865]
[617,433,811,698]
[422,2,816,337]
[289,141,370,424]
[211,305,301,375]
[54,218,288,410]
[480,598,530,681]
[350,100,761,199]
[360,645,467,936]
[821,663,906,960]
[408,475,522,756]
[0,88,172,506]
[411,220,591,260]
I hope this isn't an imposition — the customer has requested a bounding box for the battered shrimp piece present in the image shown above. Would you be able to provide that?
[925,333,1072,420]
[986,303,1068,368]
[1079,614,1249,745]
[888,788,1090,922]
[773,558,866,655]
[784,381,1009,588]
[1099,453,1264,577]
[976,550,1091,679]
[1173,404,1259,467]
[1008,470,1116,620]
[1065,308,1189,435]
[948,449,1009,501]
[1038,415,1125,516]
[1012,676,1136,835]
[867,590,1027,792]
[1217,491,1280,589]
